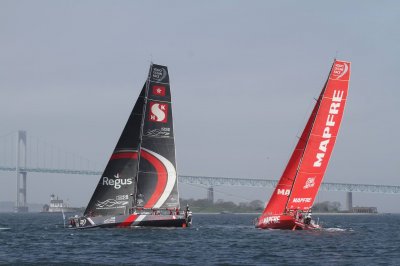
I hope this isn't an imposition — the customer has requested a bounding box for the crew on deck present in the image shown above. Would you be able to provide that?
[304,210,312,225]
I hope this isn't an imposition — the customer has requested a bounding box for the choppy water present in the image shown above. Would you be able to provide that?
[0,213,399,265]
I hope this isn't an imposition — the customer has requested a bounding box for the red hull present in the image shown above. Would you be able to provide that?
[256,215,295,230]
[256,214,320,230]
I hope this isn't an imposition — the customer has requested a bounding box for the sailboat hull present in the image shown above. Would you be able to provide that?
[256,214,296,230]
[69,213,192,229]
[255,214,320,230]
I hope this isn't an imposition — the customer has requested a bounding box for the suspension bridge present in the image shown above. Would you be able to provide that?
[1,130,399,212]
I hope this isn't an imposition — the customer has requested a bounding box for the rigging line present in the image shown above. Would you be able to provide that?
[133,64,153,205]
[182,182,257,202]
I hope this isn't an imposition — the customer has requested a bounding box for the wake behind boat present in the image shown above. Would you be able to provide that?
[255,60,351,230]
[69,63,192,229]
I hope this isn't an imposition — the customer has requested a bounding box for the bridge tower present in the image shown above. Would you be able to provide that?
[207,186,214,203]
[15,130,28,212]
[346,192,353,212]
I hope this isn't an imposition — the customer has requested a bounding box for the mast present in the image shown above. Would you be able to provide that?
[132,63,153,207]
[131,63,179,210]
[283,62,335,212]
[286,59,351,211]
[84,63,179,216]
[261,59,350,216]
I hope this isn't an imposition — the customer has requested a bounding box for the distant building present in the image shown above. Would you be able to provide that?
[352,206,378,214]
[42,194,81,213]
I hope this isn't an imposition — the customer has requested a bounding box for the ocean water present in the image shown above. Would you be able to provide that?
[0,213,399,265]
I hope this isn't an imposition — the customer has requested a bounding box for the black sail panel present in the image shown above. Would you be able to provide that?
[137,64,180,210]
[84,85,146,216]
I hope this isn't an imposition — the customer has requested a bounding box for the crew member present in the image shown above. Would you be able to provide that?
[304,210,312,225]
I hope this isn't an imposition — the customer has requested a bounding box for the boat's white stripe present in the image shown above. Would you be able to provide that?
[142,148,176,208]
[132,214,147,226]
[87,217,95,225]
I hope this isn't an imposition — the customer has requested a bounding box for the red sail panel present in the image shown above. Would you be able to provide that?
[261,92,322,215]
[287,60,350,211]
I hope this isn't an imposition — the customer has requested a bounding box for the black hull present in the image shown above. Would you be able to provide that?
[135,218,186,227]
[69,213,192,229]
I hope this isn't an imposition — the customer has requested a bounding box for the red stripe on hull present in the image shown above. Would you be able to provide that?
[118,214,138,227]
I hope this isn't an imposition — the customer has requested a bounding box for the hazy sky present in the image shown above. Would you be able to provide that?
[1,1,399,212]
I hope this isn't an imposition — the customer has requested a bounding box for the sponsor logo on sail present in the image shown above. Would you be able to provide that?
[263,216,280,224]
[152,67,167,81]
[292,198,312,203]
[313,90,344,168]
[102,173,133,189]
[303,177,315,189]
[116,194,129,200]
[104,216,116,224]
[149,102,168,123]
[145,128,170,137]
[277,189,290,196]
[152,85,166,96]
[96,199,129,209]
[332,62,349,80]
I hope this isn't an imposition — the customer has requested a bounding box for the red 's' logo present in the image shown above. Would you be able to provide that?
[149,102,168,123]
[152,85,166,96]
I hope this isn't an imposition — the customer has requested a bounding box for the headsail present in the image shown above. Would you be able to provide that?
[262,89,324,215]
[261,60,350,215]
[84,86,145,216]
[84,64,179,217]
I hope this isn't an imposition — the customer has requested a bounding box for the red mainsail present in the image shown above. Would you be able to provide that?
[261,60,351,216]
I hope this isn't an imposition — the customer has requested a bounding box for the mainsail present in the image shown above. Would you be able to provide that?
[261,60,351,215]
[84,64,179,217]
[137,64,179,210]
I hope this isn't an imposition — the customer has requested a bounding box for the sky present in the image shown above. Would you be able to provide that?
[1,0,399,212]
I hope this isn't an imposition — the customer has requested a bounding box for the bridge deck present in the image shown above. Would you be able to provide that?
[1,166,399,194]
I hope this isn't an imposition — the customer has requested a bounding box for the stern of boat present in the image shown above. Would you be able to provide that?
[68,215,97,229]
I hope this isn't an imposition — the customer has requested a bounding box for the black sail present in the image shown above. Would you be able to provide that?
[137,64,179,210]
[84,85,145,216]
[84,64,179,217]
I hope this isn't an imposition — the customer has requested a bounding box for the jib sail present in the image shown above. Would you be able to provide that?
[262,89,324,215]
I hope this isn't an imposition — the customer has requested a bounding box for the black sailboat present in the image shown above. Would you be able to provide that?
[69,64,192,228]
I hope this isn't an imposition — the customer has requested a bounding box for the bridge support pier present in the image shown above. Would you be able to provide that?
[207,186,214,203]
[15,130,28,213]
[346,192,353,212]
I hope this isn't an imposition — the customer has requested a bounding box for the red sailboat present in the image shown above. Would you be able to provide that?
[256,60,351,230]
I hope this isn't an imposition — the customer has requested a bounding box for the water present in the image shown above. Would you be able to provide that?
[0,213,399,265]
